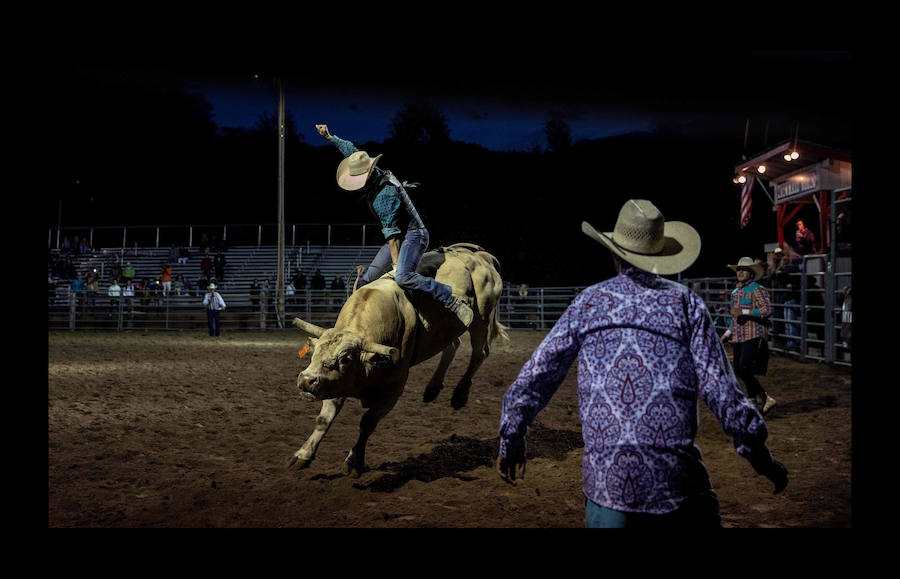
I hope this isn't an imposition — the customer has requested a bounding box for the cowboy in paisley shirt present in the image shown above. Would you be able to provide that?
[495,199,788,527]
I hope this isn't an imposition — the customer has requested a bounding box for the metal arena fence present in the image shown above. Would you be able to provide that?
[47,253,851,367]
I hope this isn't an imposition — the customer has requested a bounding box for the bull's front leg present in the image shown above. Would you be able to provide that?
[344,385,404,478]
[289,397,346,470]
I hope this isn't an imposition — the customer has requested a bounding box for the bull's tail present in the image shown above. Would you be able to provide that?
[489,307,509,345]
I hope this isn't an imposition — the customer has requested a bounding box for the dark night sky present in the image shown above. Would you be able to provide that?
[44,49,853,284]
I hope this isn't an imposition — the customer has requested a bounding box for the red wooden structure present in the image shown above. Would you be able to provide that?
[734,139,851,253]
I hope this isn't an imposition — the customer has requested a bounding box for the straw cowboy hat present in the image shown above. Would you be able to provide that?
[336,150,383,191]
[727,257,765,281]
[581,199,701,275]
[207,283,217,290]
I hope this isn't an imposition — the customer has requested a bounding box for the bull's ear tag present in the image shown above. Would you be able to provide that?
[298,345,309,358]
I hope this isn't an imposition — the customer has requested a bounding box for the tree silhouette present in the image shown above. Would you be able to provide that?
[389,100,451,146]
[544,112,572,153]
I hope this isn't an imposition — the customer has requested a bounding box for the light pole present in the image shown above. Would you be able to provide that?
[276,77,286,328]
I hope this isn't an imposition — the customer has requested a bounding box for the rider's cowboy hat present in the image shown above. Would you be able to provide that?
[336,151,383,191]
[581,199,701,275]
[727,257,765,281]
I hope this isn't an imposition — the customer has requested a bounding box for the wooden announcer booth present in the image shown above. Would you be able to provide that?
[734,139,852,257]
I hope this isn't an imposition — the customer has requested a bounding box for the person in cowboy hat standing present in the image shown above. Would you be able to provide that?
[495,199,787,527]
[202,282,226,337]
[722,257,776,414]
[315,124,473,327]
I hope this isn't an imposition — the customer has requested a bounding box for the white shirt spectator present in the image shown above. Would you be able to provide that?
[107,282,121,297]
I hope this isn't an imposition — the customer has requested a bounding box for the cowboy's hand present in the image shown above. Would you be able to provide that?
[315,124,332,140]
[495,452,526,484]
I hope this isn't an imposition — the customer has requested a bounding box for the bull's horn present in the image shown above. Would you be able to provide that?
[362,340,400,364]
[292,318,326,337]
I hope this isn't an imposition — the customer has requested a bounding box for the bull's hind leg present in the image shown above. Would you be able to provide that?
[289,397,346,470]
[422,336,460,403]
[345,384,404,478]
[450,323,490,410]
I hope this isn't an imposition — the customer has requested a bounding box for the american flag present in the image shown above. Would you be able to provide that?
[740,177,754,228]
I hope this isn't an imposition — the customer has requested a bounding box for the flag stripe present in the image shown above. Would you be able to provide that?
[740,177,753,228]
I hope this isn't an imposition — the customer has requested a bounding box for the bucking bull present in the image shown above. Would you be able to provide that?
[288,243,507,477]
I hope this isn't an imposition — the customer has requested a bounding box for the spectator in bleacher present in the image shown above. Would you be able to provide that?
[200,233,210,254]
[65,256,77,280]
[160,262,173,297]
[123,261,135,283]
[122,279,135,309]
[214,252,226,281]
[85,271,99,307]
[840,286,852,350]
[178,246,191,264]
[200,252,213,280]
[182,274,197,297]
[60,236,72,255]
[764,247,785,282]
[108,260,122,286]
[70,275,85,306]
[173,274,185,296]
[316,123,473,326]
[108,278,121,309]
[292,269,306,290]
[139,278,152,306]
[330,275,346,311]
[250,279,261,308]
[262,279,271,311]
[167,244,180,265]
[202,282,227,337]
[285,280,295,301]
[311,270,325,290]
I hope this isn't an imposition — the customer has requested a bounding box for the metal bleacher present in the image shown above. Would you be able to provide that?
[49,244,382,305]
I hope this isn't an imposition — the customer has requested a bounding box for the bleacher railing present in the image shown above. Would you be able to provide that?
[49,222,384,251]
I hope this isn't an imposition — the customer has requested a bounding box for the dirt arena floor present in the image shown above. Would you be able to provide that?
[48,329,852,528]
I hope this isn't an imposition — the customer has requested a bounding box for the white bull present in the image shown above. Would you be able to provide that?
[289,243,507,477]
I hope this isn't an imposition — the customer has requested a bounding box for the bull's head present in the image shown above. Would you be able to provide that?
[293,318,400,401]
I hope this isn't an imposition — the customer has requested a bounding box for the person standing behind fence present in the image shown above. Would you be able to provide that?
[202,283,226,337]
[122,279,135,310]
[85,271,99,307]
[722,257,776,414]
[70,275,85,307]
[495,199,787,528]
[108,278,121,312]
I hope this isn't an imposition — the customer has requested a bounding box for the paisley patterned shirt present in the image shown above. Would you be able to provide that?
[498,266,776,514]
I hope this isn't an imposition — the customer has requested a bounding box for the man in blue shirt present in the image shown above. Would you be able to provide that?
[495,199,788,527]
[316,124,472,327]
